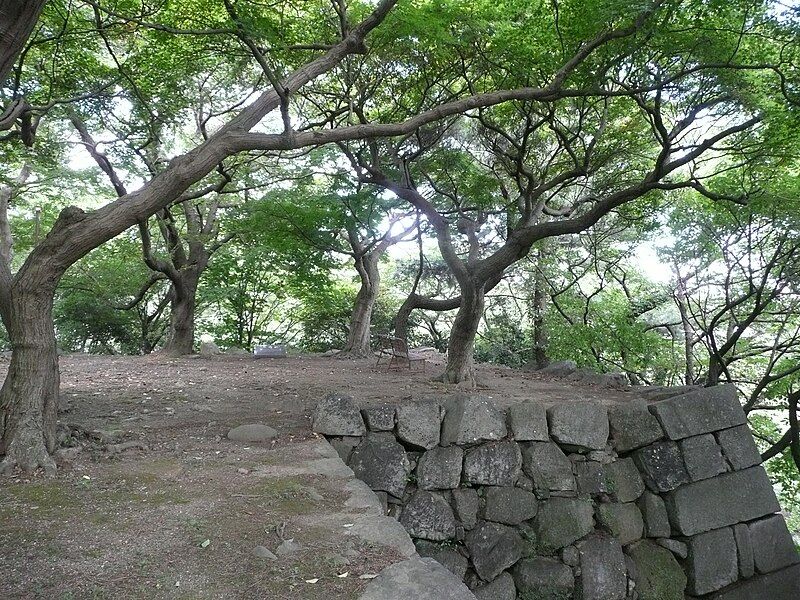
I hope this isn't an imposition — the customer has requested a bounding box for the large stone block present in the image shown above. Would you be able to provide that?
[576,461,607,496]
[483,486,538,525]
[596,502,644,546]
[547,402,609,451]
[312,393,366,436]
[649,384,745,440]
[451,488,479,529]
[512,557,574,600]
[733,523,754,579]
[507,401,549,441]
[362,405,396,432]
[625,540,687,600]
[415,540,468,579]
[472,571,515,600]
[533,497,595,553]
[348,434,410,498]
[399,491,456,541]
[680,434,727,481]
[522,441,576,492]
[638,491,670,538]
[463,441,522,487]
[633,441,690,493]
[359,556,477,600]
[396,401,442,449]
[716,424,762,471]
[604,457,645,502]
[578,534,627,600]
[685,527,739,595]
[418,446,463,490]
[465,521,525,582]
[608,399,664,453]
[663,466,781,535]
[706,563,800,600]
[748,514,800,574]
[441,395,506,446]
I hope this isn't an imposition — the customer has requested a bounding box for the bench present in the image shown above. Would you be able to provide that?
[254,344,287,358]
[375,335,426,372]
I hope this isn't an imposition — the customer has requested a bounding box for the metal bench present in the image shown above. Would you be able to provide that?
[375,335,426,372]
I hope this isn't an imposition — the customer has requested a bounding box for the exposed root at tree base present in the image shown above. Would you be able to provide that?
[334,349,373,360]
[0,437,56,476]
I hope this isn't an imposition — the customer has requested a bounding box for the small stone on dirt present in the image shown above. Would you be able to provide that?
[252,545,277,560]
[227,423,277,443]
[275,539,301,556]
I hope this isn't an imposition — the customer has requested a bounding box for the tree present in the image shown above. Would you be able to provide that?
[0,0,795,474]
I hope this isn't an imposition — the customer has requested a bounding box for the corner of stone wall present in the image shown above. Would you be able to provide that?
[312,385,800,600]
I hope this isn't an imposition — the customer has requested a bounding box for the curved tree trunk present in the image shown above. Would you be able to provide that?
[439,281,485,384]
[341,254,379,357]
[0,282,58,474]
[162,272,199,355]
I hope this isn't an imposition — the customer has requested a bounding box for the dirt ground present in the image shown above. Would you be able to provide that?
[0,352,634,599]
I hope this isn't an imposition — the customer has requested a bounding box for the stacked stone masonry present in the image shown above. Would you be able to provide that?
[312,384,800,599]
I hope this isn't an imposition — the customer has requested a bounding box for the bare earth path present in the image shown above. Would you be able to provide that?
[0,353,632,599]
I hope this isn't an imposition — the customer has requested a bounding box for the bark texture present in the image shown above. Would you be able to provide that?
[0,0,46,84]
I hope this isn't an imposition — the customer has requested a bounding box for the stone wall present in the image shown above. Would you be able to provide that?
[312,385,800,600]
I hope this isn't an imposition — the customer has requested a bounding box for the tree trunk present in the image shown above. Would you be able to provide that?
[162,273,199,355]
[0,0,47,85]
[531,255,549,369]
[0,283,58,474]
[341,255,379,357]
[439,280,485,384]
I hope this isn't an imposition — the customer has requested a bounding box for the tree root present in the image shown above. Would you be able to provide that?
[0,427,56,476]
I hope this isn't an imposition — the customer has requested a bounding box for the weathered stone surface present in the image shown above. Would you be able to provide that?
[349,435,410,498]
[706,563,800,600]
[396,402,442,449]
[227,423,277,443]
[596,502,644,546]
[472,571,515,600]
[463,441,522,487]
[533,497,595,553]
[399,491,456,541]
[733,523,754,579]
[441,395,506,446]
[362,405,396,432]
[512,557,574,600]
[537,360,578,378]
[626,540,687,600]
[359,556,477,600]
[578,534,627,600]
[483,486,538,525]
[663,466,781,535]
[716,424,762,471]
[465,521,525,582]
[313,393,366,436]
[329,436,361,463]
[685,527,739,595]
[576,461,607,496]
[522,441,576,492]
[608,399,664,453]
[415,540,469,579]
[200,340,220,355]
[680,434,727,481]
[604,457,645,502]
[748,515,799,574]
[656,538,688,559]
[417,446,463,490]
[451,488,479,530]
[507,401,549,441]
[638,491,671,538]
[649,384,745,440]
[547,402,609,451]
[633,441,690,493]
[639,384,702,402]
[349,514,416,557]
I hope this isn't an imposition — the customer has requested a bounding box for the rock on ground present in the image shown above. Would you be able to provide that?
[359,556,477,600]
[227,423,277,442]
